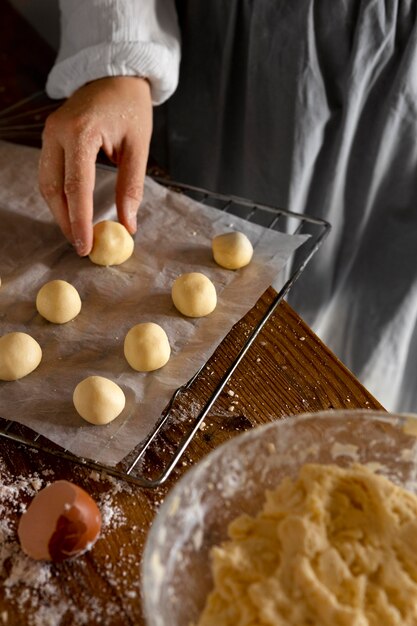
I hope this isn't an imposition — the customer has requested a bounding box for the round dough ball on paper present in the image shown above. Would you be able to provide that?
[212,231,253,270]
[89,220,134,266]
[36,279,82,324]
[73,376,126,425]
[172,272,217,317]
[0,332,42,381]
[124,322,171,372]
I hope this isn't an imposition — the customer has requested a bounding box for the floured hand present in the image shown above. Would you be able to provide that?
[39,76,152,256]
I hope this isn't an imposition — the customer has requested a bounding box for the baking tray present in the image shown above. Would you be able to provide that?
[0,172,330,487]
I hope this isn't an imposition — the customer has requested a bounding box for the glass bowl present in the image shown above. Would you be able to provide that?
[141,409,417,626]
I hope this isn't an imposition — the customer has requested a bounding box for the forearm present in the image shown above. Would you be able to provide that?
[46,0,181,105]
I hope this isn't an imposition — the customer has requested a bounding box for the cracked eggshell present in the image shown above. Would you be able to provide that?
[17,480,101,561]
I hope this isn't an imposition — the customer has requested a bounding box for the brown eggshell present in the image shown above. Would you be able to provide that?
[17,480,101,561]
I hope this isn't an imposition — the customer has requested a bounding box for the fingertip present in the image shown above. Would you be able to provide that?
[118,199,139,235]
[115,153,144,234]
[125,215,138,235]
[73,241,88,257]
[73,235,93,257]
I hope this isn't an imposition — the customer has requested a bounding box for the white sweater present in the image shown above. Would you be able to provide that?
[46,0,181,105]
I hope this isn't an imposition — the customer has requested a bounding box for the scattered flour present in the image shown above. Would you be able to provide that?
[0,458,140,625]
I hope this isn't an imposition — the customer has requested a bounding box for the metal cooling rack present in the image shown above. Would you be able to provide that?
[0,171,330,488]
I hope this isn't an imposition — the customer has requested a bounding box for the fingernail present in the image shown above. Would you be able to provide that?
[125,208,137,234]
[74,239,89,257]
[127,217,137,234]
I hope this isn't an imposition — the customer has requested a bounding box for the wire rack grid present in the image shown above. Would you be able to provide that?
[0,173,330,488]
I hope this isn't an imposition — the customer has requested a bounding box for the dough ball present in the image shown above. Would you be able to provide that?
[124,322,171,372]
[73,375,126,425]
[172,272,217,317]
[212,231,253,270]
[36,279,82,324]
[89,220,134,266]
[0,332,42,381]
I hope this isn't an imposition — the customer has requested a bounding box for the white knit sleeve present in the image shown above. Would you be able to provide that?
[46,0,181,105]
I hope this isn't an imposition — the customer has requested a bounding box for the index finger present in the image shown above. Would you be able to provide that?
[64,142,99,256]
[39,140,73,243]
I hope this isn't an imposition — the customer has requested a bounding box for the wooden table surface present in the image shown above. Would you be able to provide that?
[0,3,384,625]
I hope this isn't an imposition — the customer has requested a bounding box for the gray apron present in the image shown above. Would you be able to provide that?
[152,0,417,412]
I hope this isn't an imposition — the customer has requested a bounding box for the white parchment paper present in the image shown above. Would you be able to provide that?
[0,141,308,465]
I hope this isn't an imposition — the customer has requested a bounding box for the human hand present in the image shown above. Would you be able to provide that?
[39,76,152,256]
